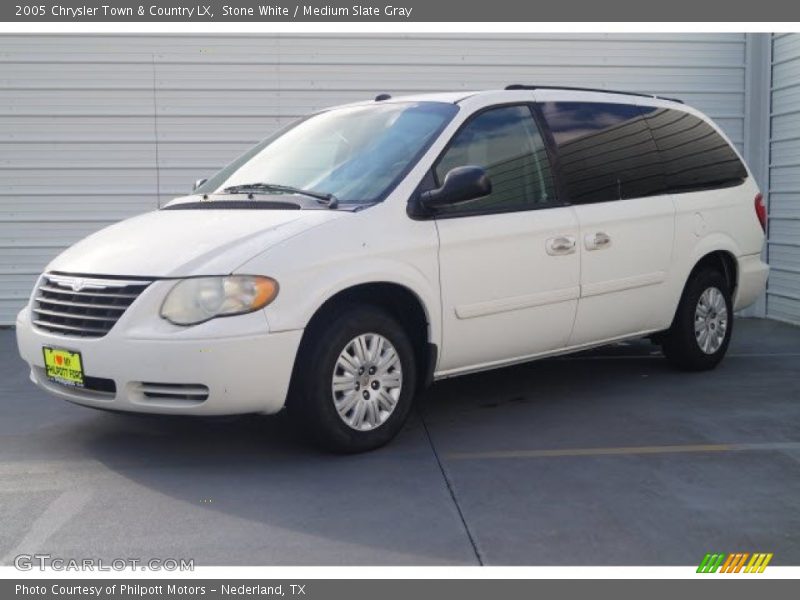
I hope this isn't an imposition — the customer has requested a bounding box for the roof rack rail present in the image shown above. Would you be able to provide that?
[504,84,684,104]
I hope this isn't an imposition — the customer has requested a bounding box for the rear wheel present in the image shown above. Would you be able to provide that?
[661,269,733,371]
[287,305,417,453]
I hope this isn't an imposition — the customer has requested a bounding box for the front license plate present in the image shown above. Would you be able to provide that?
[42,347,85,387]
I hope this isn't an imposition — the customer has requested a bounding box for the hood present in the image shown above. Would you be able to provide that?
[47,207,345,277]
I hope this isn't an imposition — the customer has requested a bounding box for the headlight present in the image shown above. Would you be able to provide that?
[160,275,278,326]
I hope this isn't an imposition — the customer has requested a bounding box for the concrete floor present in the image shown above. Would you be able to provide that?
[0,318,798,566]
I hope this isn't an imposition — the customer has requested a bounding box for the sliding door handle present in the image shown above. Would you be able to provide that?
[585,231,612,251]
[546,235,576,256]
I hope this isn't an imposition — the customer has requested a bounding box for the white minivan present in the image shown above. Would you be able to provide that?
[16,86,769,452]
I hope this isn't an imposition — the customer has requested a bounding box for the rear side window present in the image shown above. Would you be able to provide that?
[640,107,747,193]
[539,102,666,203]
[434,105,556,215]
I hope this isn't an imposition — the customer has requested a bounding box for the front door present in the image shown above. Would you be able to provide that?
[433,104,581,374]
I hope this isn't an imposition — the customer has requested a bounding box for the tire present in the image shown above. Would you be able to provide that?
[661,268,733,371]
[287,304,417,453]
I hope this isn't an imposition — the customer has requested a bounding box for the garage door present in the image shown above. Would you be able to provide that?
[768,33,800,324]
[0,33,749,324]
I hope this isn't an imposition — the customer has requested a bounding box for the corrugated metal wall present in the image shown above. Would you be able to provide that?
[0,33,749,324]
[768,33,800,324]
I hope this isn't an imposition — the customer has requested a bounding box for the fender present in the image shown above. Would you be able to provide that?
[266,258,441,344]
[234,209,442,348]
[664,232,742,322]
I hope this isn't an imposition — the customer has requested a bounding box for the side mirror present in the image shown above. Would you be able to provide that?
[192,178,208,192]
[419,166,491,210]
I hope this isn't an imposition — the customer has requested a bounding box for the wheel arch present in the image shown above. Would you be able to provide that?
[290,281,438,393]
[663,249,739,334]
[688,250,738,296]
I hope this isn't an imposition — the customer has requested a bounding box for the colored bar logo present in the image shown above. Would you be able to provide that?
[697,552,773,573]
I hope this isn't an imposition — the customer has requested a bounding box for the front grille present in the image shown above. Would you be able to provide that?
[33,273,152,338]
[137,382,210,403]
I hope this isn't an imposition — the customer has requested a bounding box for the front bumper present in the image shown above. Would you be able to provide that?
[15,283,303,416]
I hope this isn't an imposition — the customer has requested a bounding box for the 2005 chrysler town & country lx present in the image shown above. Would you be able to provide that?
[16,86,769,452]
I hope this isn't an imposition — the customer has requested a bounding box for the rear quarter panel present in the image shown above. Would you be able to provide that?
[636,99,766,323]
[667,178,764,321]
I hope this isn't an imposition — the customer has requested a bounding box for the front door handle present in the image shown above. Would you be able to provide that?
[585,231,612,251]
[546,235,576,256]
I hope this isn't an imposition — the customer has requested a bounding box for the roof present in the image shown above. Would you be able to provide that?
[328,87,687,113]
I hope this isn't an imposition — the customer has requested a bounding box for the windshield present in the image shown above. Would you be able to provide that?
[196,101,459,205]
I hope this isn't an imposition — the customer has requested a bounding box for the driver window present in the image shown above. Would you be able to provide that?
[434,105,556,215]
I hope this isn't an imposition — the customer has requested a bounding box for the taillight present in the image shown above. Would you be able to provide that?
[755,193,767,232]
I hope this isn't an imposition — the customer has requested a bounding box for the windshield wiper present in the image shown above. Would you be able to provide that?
[222,183,339,209]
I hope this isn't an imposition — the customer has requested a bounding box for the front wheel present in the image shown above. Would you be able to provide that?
[287,305,417,453]
[661,269,733,371]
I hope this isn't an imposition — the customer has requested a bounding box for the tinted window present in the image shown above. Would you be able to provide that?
[434,105,556,215]
[539,102,666,203]
[640,107,747,193]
